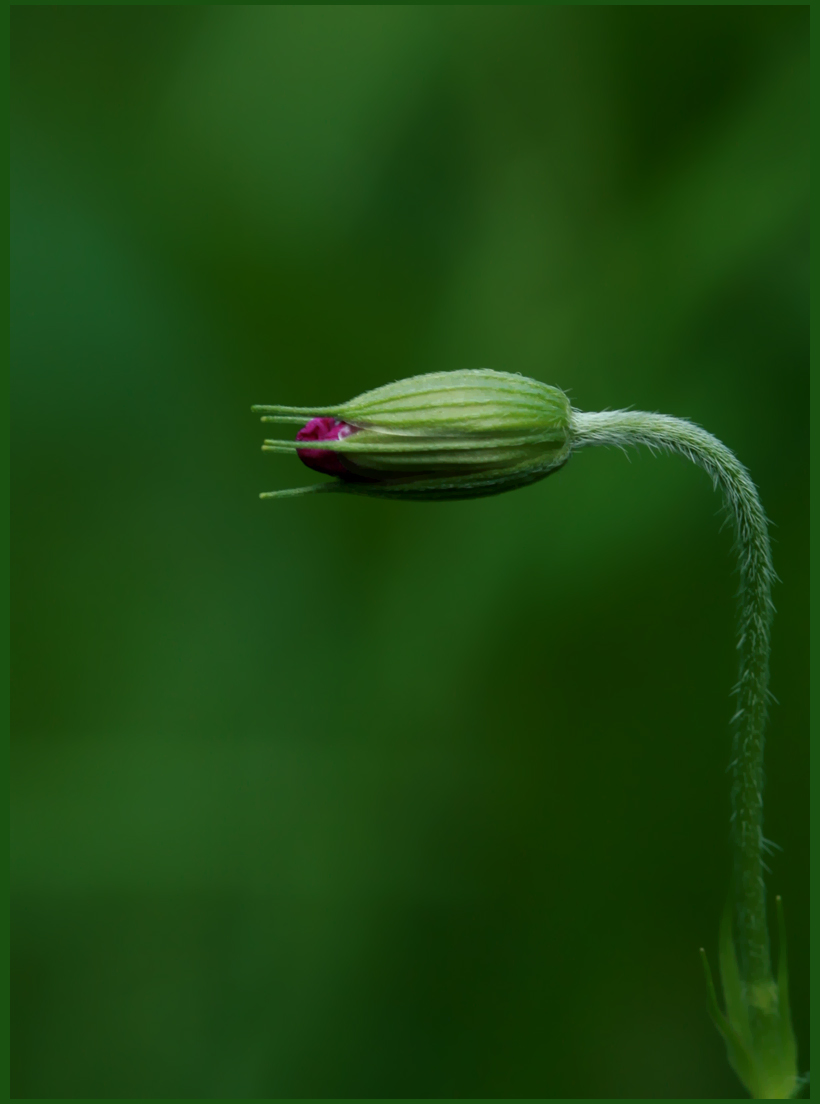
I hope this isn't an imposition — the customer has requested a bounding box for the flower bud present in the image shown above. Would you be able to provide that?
[254,369,572,500]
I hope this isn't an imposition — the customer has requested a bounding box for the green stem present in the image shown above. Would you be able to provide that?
[569,409,775,996]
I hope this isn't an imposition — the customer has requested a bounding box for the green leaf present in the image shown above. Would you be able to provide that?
[719,900,752,1048]
[700,946,760,1097]
[775,897,798,1086]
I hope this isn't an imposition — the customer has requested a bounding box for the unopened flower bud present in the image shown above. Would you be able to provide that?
[254,369,572,500]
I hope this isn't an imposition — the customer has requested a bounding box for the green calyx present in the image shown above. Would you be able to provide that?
[700,897,799,1099]
[337,369,571,435]
[254,369,573,500]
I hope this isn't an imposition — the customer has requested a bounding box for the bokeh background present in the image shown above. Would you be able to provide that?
[11,7,809,1099]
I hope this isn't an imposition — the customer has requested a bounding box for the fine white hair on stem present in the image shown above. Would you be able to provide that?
[570,408,776,996]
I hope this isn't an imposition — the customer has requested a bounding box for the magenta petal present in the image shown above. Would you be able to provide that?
[296,417,357,477]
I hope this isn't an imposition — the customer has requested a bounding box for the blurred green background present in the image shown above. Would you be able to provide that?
[11,7,808,1099]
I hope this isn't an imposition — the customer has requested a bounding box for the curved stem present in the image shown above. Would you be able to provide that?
[570,409,776,997]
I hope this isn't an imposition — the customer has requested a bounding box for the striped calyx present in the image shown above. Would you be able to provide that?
[254,369,572,501]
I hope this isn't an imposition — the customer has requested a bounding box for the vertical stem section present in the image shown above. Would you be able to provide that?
[570,409,775,994]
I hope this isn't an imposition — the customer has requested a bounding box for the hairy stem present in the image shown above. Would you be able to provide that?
[570,409,775,996]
